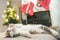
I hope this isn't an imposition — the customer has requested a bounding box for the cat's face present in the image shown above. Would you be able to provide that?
[6,29,15,37]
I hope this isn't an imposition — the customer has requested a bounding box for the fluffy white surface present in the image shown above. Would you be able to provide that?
[0,34,57,40]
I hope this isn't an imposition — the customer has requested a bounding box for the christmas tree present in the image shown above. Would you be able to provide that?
[3,0,19,26]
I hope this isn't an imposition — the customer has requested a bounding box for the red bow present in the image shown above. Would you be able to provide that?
[38,0,50,10]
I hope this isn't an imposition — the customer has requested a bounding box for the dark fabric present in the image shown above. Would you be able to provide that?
[27,11,51,26]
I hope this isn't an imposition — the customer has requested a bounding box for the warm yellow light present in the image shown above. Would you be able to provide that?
[14,14,17,17]
[9,15,13,18]
[10,12,13,15]
[7,10,10,12]
[12,8,14,11]
[9,15,16,19]
[5,19,8,22]
[4,10,6,13]
[8,8,12,10]
[8,8,14,12]
[37,4,41,7]
[16,15,19,20]
[7,1,9,5]
[2,15,7,19]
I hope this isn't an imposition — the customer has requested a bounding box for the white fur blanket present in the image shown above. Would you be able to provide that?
[0,34,57,40]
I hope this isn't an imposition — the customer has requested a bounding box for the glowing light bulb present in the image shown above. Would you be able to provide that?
[14,14,17,17]
[9,15,13,18]
[12,8,14,11]
[8,8,12,10]
[7,1,9,5]
[5,19,8,22]
[17,15,19,20]
[10,13,13,15]
[4,10,6,13]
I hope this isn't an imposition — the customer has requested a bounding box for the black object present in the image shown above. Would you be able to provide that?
[22,11,51,26]
[22,20,27,25]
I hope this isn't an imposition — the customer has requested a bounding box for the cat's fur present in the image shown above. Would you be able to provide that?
[6,24,59,38]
